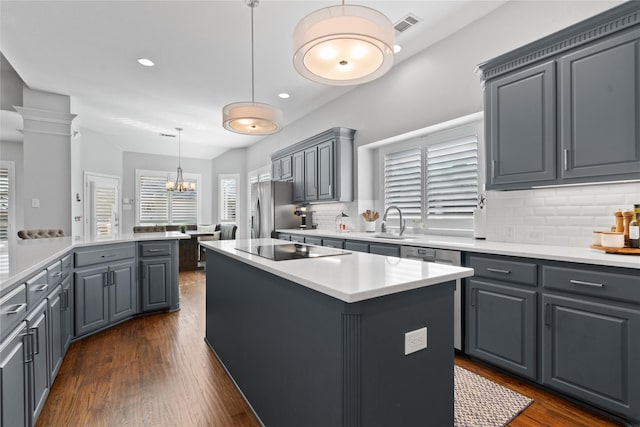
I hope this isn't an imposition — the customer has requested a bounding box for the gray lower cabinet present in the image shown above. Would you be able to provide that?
[487,60,556,189]
[277,233,291,241]
[345,240,369,253]
[559,28,640,181]
[369,243,401,257]
[140,257,172,311]
[290,235,305,244]
[26,300,49,425]
[75,260,137,337]
[542,293,640,422]
[466,278,537,380]
[0,322,29,427]
[60,275,73,355]
[47,285,63,384]
[304,236,323,246]
[322,238,344,249]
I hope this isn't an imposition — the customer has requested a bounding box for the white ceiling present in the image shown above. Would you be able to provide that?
[0,0,507,159]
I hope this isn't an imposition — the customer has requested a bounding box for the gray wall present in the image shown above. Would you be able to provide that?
[121,151,214,233]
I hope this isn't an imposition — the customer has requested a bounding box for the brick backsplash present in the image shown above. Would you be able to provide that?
[485,182,640,247]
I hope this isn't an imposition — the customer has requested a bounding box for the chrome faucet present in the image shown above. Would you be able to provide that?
[380,205,406,236]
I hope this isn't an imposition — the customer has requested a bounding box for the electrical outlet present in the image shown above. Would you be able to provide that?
[31,198,40,208]
[405,327,427,355]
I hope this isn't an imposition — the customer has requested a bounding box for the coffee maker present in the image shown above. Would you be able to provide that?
[294,207,315,230]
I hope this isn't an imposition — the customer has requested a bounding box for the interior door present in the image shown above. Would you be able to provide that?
[85,173,120,240]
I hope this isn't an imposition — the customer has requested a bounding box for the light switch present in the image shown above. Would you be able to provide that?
[31,198,40,208]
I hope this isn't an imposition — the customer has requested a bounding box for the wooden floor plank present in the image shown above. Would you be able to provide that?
[37,270,622,426]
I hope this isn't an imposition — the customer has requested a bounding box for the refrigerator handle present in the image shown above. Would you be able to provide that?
[256,199,262,238]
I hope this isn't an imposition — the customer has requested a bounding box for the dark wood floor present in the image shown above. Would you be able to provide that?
[37,270,622,427]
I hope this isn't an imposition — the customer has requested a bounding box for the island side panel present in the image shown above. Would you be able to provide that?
[205,248,455,427]
[205,250,345,427]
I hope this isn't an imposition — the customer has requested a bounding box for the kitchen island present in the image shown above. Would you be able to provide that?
[203,238,473,427]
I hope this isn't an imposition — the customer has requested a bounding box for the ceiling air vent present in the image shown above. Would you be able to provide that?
[394,14,421,34]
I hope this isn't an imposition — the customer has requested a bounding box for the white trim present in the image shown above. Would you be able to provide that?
[219,173,240,225]
[84,172,121,240]
[0,160,16,241]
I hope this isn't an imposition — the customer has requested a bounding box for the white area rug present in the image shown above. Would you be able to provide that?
[455,365,533,427]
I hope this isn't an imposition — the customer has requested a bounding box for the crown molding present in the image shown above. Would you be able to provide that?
[476,2,640,83]
[13,106,77,124]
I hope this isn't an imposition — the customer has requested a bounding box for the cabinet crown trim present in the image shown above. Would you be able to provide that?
[476,2,640,82]
[271,127,355,160]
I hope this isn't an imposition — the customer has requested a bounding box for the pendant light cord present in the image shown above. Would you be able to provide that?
[251,4,255,103]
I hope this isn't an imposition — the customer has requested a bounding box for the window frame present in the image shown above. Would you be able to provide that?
[377,118,484,236]
[135,169,201,226]
[0,160,15,243]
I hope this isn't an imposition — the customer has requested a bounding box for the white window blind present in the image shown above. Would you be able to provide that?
[384,148,422,221]
[0,167,8,241]
[138,173,198,225]
[220,175,237,223]
[94,186,116,237]
[426,136,478,218]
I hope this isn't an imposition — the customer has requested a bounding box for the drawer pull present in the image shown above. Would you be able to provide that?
[52,271,63,277]
[147,249,163,253]
[5,303,27,315]
[487,268,511,275]
[570,279,604,288]
[34,284,48,292]
[101,254,117,258]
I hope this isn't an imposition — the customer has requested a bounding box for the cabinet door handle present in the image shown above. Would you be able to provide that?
[30,327,40,355]
[21,331,34,363]
[103,272,109,287]
[5,303,27,315]
[61,289,68,310]
[544,303,551,326]
[563,149,569,171]
[570,279,604,288]
[491,160,496,178]
[471,288,477,307]
[111,271,116,286]
[487,267,511,275]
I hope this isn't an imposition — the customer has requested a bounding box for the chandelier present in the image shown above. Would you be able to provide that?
[166,127,195,192]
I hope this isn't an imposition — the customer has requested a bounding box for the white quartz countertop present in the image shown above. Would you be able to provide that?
[0,232,189,294]
[276,229,640,270]
[202,238,474,303]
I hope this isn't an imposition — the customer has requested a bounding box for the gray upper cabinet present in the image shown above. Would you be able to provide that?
[292,152,304,202]
[559,29,640,180]
[487,61,556,188]
[304,147,318,201]
[478,3,640,190]
[271,128,355,203]
[317,140,334,200]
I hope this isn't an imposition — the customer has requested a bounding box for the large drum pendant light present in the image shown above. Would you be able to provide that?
[223,0,283,135]
[293,1,395,86]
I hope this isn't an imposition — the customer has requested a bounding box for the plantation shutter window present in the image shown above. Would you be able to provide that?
[426,136,478,219]
[384,147,422,221]
[94,185,116,237]
[220,175,238,223]
[137,171,199,225]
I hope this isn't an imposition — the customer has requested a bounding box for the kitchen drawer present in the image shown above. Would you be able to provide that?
[139,242,172,258]
[61,254,72,277]
[468,255,537,287]
[75,243,136,268]
[47,260,63,287]
[0,284,27,337]
[277,233,291,241]
[27,270,49,311]
[345,241,369,253]
[290,235,305,244]
[542,265,640,304]
[304,237,323,246]
[322,238,344,249]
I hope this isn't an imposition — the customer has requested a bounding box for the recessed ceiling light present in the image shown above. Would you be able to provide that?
[137,58,155,67]
[393,44,402,54]
[278,93,290,99]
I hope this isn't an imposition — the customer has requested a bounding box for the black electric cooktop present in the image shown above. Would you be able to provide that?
[235,243,350,261]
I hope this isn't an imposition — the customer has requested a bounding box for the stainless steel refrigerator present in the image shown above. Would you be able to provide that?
[250,181,299,238]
